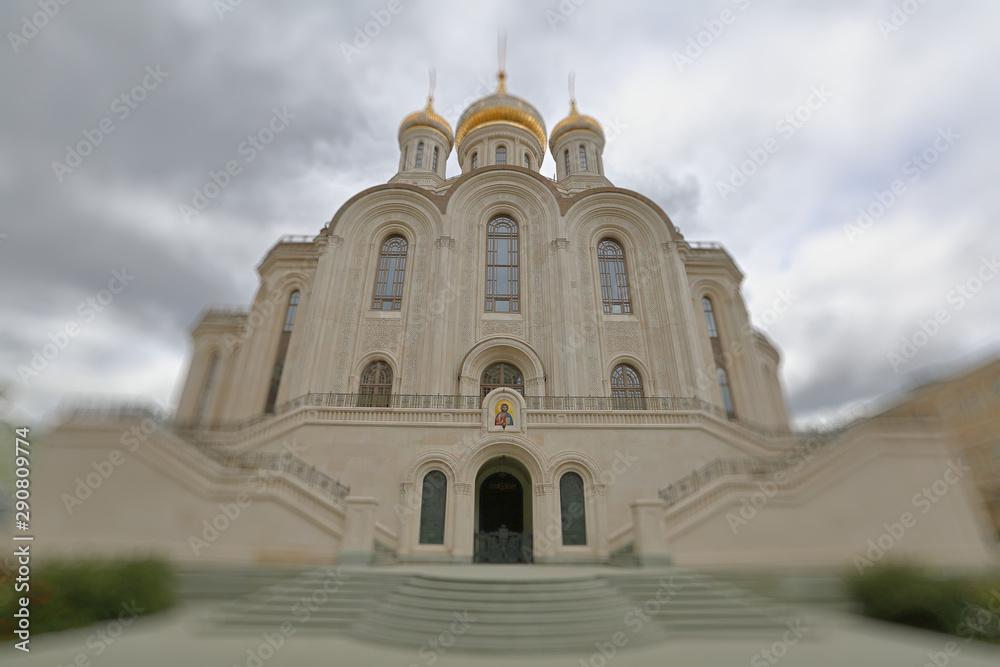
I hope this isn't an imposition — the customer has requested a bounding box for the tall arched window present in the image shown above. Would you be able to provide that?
[418,470,447,544]
[265,291,299,413]
[718,367,735,419]
[611,363,644,410]
[432,146,439,172]
[485,216,519,312]
[495,145,506,165]
[471,152,478,169]
[564,149,571,174]
[702,297,719,338]
[358,360,393,407]
[560,472,587,545]
[195,351,220,422]
[372,235,408,310]
[523,152,530,169]
[481,362,523,397]
[579,145,588,171]
[702,297,735,419]
[415,142,424,168]
[598,239,631,314]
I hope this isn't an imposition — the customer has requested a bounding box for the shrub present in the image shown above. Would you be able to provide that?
[1,557,175,639]
[848,562,1000,643]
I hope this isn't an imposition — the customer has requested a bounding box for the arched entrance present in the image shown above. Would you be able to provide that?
[474,456,533,563]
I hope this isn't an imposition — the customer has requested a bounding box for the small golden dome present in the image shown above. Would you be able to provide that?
[549,100,604,149]
[399,97,454,148]
[455,71,547,150]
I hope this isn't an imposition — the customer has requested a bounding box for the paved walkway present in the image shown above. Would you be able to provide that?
[5,564,1000,666]
[6,605,1000,666]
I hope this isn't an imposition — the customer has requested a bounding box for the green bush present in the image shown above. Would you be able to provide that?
[1,558,175,639]
[848,562,1000,643]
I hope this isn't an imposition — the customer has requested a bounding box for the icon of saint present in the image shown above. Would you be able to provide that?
[495,402,513,428]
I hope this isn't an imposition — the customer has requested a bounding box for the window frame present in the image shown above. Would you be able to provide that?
[495,144,507,165]
[480,361,524,398]
[372,235,408,311]
[559,471,588,545]
[579,145,588,171]
[597,238,632,315]
[484,215,520,313]
[358,360,393,407]
[611,363,645,410]
[265,290,300,413]
[415,142,424,168]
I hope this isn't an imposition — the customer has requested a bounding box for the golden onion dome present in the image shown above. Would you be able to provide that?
[399,97,454,148]
[455,72,547,150]
[549,100,604,149]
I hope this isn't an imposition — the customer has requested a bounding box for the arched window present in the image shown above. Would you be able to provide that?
[564,149,571,174]
[358,360,393,407]
[481,362,523,397]
[415,142,424,168]
[560,472,587,545]
[471,152,478,169]
[598,239,631,314]
[702,297,735,419]
[372,235,408,310]
[265,291,299,412]
[485,216,519,312]
[702,297,719,338]
[718,367,735,419]
[495,145,507,165]
[432,146,439,172]
[523,153,530,169]
[418,470,447,544]
[611,363,644,410]
[195,351,220,422]
[579,145,588,171]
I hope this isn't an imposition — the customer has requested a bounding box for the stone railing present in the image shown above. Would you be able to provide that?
[658,415,938,508]
[62,399,350,507]
[174,391,797,437]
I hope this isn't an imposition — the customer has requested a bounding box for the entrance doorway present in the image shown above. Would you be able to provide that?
[474,456,532,563]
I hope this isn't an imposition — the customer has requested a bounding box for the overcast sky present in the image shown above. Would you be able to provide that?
[1,0,998,429]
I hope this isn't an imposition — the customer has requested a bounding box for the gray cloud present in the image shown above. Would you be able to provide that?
[2,0,998,427]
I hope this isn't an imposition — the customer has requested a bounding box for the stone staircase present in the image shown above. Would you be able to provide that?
[204,567,801,653]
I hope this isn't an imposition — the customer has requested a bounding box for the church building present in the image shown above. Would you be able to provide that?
[37,63,995,572]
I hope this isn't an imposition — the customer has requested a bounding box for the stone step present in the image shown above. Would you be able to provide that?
[206,567,801,652]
